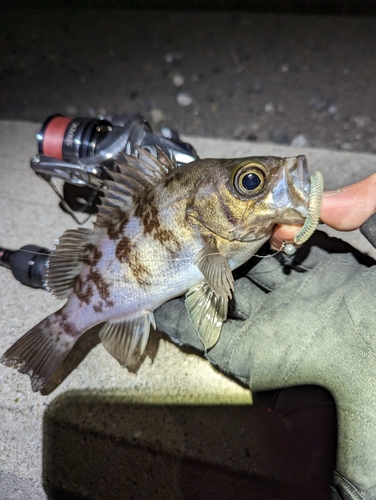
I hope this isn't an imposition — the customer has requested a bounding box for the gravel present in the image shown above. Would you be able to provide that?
[1,8,376,154]
[176,92,193,107]
[150,107,165,124]
[290,134,310,148]
[269,129,290,145]
[170,71,185,87]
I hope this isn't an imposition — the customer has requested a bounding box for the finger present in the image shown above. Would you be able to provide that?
[320,174,376,231]
[270,174,376,249]
[269,224,302,250]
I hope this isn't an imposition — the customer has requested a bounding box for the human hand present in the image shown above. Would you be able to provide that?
[156,173,376,353]
[270,173,376,250]
[155,173,376,498]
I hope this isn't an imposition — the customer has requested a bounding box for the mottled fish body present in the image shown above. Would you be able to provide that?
[2,148,312,391]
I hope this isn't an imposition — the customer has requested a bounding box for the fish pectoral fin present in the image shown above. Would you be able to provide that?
[46,228,97,299]
[99,312,156,367]
[185,282,228,350]
[194,240,234,299]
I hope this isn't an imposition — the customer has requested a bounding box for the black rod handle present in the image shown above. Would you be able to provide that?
[0,244,50,289]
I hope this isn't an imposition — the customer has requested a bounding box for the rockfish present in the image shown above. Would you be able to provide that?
[2,147,312,391]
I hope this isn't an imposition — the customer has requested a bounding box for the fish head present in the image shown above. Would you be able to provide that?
[188,155,311,242]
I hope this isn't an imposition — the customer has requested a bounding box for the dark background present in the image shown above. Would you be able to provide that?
[1,2,376,153]
[4,0,376,15]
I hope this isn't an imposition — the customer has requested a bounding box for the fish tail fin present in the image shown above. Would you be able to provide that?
[1,310,78,392]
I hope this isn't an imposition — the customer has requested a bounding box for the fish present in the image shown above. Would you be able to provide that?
[1,147,312,392]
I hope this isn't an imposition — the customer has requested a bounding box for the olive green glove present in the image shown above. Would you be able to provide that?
[155,227,376,500]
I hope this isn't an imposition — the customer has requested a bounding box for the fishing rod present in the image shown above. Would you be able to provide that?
[0,245,50,289]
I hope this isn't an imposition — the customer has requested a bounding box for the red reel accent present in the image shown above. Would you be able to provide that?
[42,116,72,159]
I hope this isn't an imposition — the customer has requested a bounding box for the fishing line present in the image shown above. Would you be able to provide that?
[2,171,324,279]
[1,244,292,283]
[6,247,260,264]
[253,171,324,258]
[253,241,288,259]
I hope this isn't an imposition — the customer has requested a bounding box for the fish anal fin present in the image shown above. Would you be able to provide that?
[1,309,79,392]
[46,228,97,299]
[99,312,155,367]
[185,282,228,350]
[195,239,234,299]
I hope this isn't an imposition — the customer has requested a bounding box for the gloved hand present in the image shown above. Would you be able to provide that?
[155,175,376,500]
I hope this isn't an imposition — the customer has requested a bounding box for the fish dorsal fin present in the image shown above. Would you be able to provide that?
[185,282,228,350]
[46,227,97,299]
[195,239,234,299]
[135,145,175,175]
[99,311,156,367]
[95,146,175,227]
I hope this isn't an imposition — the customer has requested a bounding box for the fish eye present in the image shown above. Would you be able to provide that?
[232,163,267,197]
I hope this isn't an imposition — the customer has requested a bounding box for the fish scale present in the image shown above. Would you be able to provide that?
[1,148,316,392]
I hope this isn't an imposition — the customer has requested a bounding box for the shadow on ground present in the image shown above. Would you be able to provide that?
[43,391,336,499]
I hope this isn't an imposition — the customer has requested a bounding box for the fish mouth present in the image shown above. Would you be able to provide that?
[271,155,311,222]
[290,155,310,201]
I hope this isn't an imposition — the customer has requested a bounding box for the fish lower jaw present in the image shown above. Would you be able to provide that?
[275,207,307,225]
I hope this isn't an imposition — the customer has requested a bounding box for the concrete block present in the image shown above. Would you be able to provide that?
[1,121,375,499]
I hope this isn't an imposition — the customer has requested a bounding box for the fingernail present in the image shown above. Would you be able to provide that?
[323,189,343,198]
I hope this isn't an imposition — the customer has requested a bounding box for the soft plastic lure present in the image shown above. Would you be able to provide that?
[294,171,324,246]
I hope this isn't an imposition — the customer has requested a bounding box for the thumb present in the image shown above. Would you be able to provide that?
[270,174,376,249]
[320,173,376,231]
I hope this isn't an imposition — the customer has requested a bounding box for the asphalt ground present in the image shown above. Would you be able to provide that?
[1,7,376,154]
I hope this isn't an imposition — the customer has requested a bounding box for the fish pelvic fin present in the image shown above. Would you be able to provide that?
[99,311,156,367]
[46,227,97,299]
[185,282,228,350]
[95,146,176,228]
[1,309,79,392]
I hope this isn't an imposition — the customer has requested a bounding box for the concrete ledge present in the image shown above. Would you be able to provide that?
[1,121,376,499]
